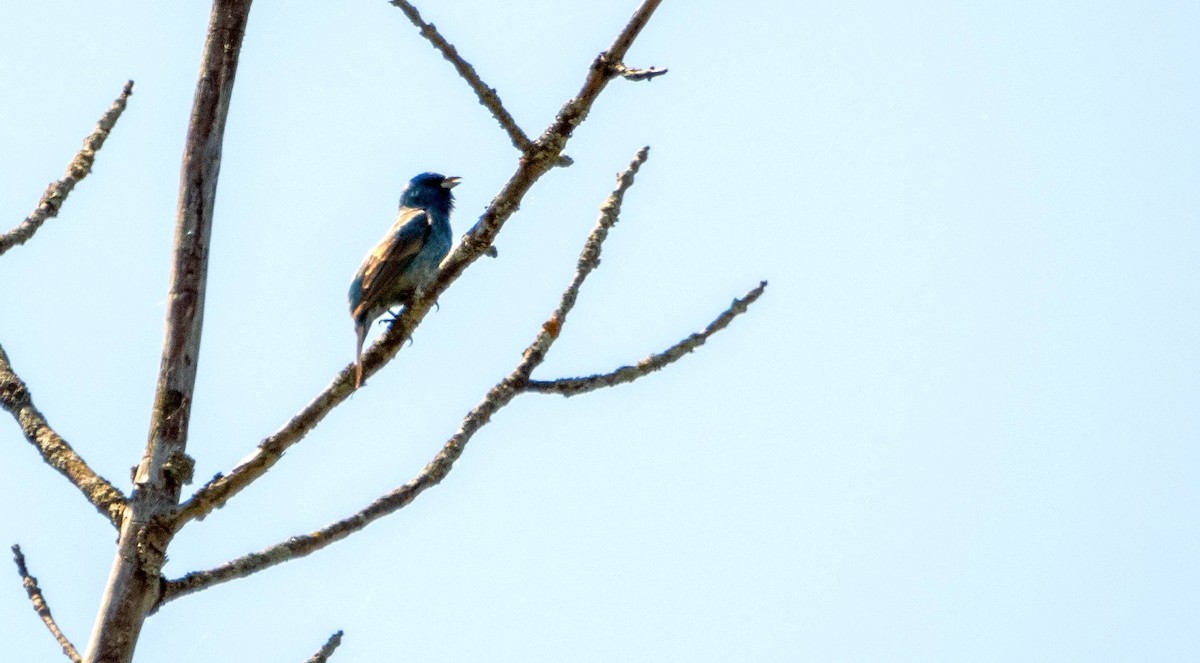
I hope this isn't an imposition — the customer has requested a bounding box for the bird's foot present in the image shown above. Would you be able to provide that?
[378,307,403,326]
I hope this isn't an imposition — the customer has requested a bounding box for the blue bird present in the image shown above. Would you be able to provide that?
[349,172,460,388]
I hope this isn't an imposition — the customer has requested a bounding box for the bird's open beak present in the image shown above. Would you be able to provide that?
[442,176,462,189]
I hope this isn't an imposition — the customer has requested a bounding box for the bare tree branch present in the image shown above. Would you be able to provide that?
[303,630,344,663]
[171,0,666,531]
[522,146,650,366]
[453,0,663,256]
[526,281,769,397]
[614,63,668,81]
[84,2,254,661]
[0,344,126,527]
[11,545,82,663]
[0,81,133,258]
[158,146,654,605]
[3,1,761,660]
[361,0,665,394]
[159,366,528,604]
[388,0,535,157]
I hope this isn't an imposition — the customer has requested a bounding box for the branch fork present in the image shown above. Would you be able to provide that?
[7,2,766,661]
[157,144,765,606]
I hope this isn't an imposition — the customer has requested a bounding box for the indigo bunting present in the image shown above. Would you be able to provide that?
[349,172,460,387]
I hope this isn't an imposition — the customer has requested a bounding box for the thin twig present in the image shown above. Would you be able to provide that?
[526,281,769,397]
[11,545,82,663]
[158,147,654,605]
[516,146,651,373]
[171,0,666,531]
[0,343,126,527]
[0,81,133,258]
[303,630,344,663]
[388,0,535,156]
[457,0,663,252]
[614,63,668,81]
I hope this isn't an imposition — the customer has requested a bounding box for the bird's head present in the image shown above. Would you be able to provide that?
[399,172,461,214]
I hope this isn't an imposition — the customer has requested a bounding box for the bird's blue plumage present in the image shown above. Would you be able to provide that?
[349,172,460,387]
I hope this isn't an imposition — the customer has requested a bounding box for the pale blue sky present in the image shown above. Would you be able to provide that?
[2,2,1198,661]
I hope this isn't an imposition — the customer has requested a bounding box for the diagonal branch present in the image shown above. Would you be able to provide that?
[514,145,651,372]
[171,0,665,531]
[158,146,654,605]
[11,545,83,663]
[452,0,663,258]
[303,630,344,663]
[0,343,126,527]
[0,81,134,258]
[388,0,535,157]
[362,0,665,385]
[172,373,354,527]
[526,281,769,397]
[159,364,530,605]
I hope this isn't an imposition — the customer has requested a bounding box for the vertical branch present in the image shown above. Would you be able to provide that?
[83,1,254,661]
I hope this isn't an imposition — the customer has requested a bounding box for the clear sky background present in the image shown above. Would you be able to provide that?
[2,1,1197,661]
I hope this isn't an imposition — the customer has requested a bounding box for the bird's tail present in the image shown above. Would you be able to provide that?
[354,321,368,388]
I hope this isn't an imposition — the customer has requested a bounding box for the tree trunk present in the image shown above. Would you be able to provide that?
[83,2,253,660]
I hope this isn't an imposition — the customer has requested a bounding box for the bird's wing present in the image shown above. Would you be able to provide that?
[351,207,432,316]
